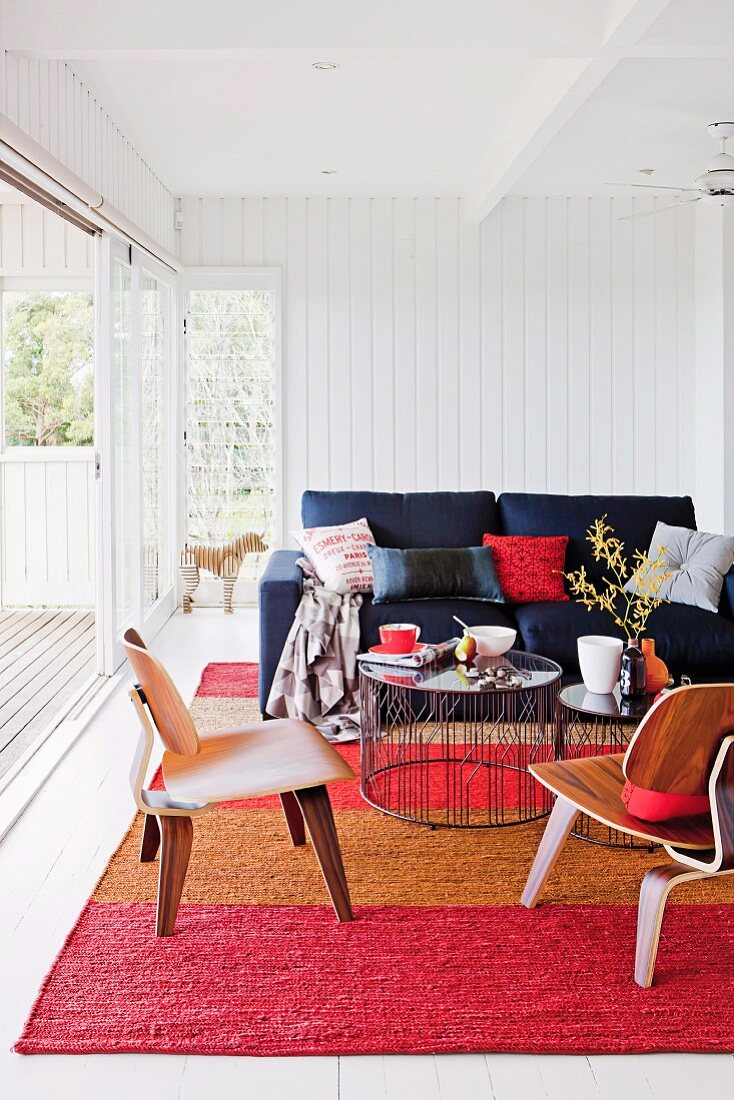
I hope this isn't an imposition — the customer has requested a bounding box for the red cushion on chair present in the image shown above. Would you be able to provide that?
[482,534,569,603]
[621,779,710,822]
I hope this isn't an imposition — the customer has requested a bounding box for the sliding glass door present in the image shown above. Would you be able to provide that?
[97,238,176,673]
[111,247,134,639]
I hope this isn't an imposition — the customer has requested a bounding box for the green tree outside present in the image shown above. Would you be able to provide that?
[3,291,94,446]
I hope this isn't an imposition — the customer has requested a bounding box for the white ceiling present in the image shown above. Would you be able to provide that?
[511,57,734,195]
[4,0,734,206]
[69,54,547,196]
[4,1,608,53]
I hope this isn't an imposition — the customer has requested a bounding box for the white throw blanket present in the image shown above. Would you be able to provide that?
[265,560,362,742]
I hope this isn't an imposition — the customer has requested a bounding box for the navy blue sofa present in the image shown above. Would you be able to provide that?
[258,490,734,713]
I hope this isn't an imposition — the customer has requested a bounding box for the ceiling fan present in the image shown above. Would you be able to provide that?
[607,122,734,221]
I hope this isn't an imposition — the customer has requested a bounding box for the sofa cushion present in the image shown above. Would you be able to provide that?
[514,599,734,678]
[498,494,697,588]
[368,545,504,605]
[626,521,734,614]
[293,517,376,593]
[301,491,500,549]
[482,534,569,603]
[359,595,517,652]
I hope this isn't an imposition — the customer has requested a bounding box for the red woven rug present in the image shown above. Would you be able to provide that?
[17,662,734,1056]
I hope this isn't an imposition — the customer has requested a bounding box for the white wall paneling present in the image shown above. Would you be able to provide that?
[1,449,95,606]
[0,201,93,275]
[484,198,699,499]
[180,194,697,536]
[694,204,734,533]
[3,56,176,255]
[482,196,696,500]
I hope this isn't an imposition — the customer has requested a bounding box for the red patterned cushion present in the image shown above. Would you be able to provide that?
[482,534,569,603]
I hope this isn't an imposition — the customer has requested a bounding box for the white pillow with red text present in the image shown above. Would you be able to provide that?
[293,518,376,594]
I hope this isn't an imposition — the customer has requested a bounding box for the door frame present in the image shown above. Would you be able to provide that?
[95,233,127,675]
[178,268,283,607]
[138,251,178,640]
[96,234,178,674]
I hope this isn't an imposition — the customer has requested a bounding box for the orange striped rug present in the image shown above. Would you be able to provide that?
[16,663,734,1055]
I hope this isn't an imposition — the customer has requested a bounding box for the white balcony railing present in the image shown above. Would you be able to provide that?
[1,447,95,608]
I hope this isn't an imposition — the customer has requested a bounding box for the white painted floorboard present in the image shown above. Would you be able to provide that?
[0,609,731,1100]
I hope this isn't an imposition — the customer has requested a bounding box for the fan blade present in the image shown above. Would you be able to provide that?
[617,197,701,221]
[604,182,699,192]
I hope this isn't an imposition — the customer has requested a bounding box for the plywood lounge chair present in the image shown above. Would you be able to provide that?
[521,684,734,987]
[123,628,355,936]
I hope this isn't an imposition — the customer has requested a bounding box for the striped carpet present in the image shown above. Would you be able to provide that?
[16,663,734,1055]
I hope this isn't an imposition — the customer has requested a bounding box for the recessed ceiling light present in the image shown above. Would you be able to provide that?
[322,169,337,174]
[313,62,338,71]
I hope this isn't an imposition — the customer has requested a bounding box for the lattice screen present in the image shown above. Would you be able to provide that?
[185,289,275,585]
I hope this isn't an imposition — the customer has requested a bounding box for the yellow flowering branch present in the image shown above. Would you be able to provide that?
[562,516,671,640]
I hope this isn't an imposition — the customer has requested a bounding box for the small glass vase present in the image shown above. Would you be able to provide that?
[620,638,646,699]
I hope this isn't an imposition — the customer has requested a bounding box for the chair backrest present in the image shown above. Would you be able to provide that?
[123,628,200,757]
[624,684,734,795]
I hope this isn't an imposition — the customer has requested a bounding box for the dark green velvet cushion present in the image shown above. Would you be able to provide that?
[367,546,504,605]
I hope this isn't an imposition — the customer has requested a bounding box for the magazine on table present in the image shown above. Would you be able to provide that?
[357,637,460,669]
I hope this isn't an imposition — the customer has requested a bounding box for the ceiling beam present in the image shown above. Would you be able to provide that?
[464,0,676,223]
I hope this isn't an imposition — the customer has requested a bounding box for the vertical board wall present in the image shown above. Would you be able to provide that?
[0,200,93,274]
[180,194,696,533]
[2,56,176,255]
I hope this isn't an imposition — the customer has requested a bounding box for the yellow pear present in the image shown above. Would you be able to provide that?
[455,631,477,664]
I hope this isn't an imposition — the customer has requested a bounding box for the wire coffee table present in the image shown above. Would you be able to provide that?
[359,650,562,828]
[557,683,657,849]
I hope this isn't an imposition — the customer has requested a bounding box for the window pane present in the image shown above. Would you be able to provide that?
[186,288,275,585]
[141,273,170,610]
[2,291,93,446]
[113,261,133,633]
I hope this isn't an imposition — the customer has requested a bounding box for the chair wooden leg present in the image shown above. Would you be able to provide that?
[521,795,579,908]
[295,785,353,922]
[139,812,160,862]
[280,791,306,846]
[635,862,709,988]
[156,815,193,937]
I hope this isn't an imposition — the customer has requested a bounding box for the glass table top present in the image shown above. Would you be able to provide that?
[359,649,562,694]
[559,682,659,719]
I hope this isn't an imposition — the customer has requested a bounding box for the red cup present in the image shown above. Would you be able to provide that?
[379,623,421,654]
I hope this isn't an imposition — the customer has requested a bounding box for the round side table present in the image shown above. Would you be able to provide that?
[557,683,657,849]
[359,650,562,828]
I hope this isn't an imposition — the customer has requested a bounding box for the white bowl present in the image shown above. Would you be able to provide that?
[468,626,517,657]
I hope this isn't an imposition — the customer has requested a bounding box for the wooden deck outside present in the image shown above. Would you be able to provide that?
[0,609,97,779]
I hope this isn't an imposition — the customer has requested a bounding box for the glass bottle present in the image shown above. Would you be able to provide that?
[620,638,646,699]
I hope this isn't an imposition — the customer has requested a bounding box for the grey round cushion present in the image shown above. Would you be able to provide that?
[626,521,734,614]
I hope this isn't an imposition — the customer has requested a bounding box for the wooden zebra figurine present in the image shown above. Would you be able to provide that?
[179,533,268,614]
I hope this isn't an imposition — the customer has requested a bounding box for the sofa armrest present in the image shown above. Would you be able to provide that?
[258,551,303,713]
[719,565,734,620]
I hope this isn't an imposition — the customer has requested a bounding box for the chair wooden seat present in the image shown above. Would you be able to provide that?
[163,719,354,804]
[522,684,734,988]
[123,628,356,937]
[530,755,715,850]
